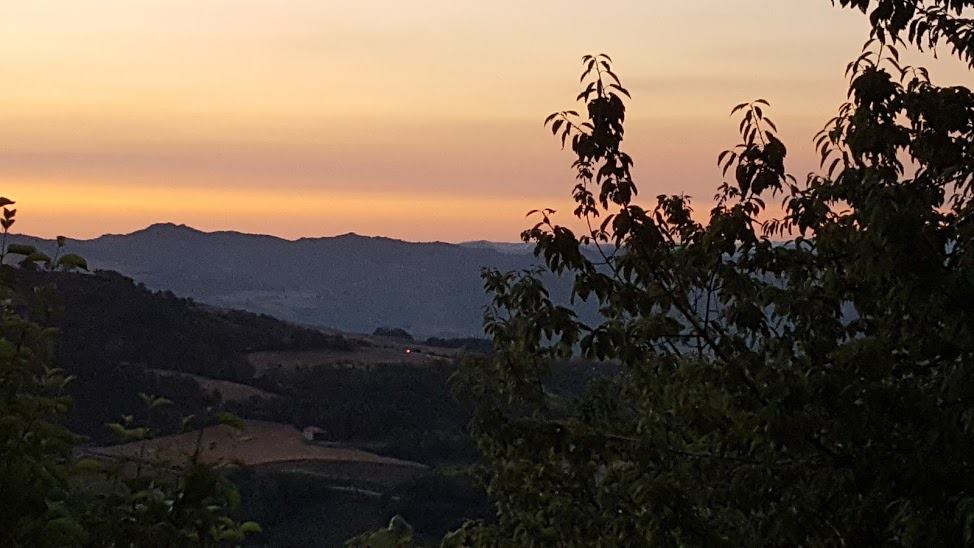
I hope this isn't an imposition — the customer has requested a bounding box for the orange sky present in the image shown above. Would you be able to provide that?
[2,1,972,241]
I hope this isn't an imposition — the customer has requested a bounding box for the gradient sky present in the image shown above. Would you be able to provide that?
[2,1,973,241]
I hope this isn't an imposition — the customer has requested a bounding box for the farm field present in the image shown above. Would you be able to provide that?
[90,420,426,470]
[86,420,477,545]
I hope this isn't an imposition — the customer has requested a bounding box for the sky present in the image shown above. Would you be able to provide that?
[2,1,973,242]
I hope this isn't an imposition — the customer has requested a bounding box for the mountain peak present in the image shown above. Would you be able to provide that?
[136,223,203,235]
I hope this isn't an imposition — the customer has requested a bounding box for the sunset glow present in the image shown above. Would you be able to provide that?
[3,1,973,240]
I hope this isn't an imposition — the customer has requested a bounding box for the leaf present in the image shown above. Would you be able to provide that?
[181,414,198,432]
[56,254,88,271]
[139,393,173,410]
[108,422,150,441]
[609,83,631,98]
[20,251,51,266]
[240,521,262,534]
[216,411,244,429]
[6,244,37,256]
[72,458,104,474]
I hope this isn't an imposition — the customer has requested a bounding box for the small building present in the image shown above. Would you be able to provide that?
[302,426,327,442]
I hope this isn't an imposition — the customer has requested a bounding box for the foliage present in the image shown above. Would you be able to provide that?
[63,407,261,547]
[345,515,416,548]
[835,0,974,67]
[0,198,259,546]
[0,269,77,545]
[454,10,974,548]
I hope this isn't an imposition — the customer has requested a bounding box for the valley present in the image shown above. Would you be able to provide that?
[7,267,488,545]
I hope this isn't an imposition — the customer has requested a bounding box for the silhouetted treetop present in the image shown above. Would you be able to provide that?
[835,0,974,66]
[450,26,974,545]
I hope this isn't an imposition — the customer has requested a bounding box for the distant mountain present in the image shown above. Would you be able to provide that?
[9,224,583,337]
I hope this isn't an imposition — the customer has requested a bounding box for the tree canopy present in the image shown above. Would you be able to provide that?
[836,0,974,66]
[451,2,974,545]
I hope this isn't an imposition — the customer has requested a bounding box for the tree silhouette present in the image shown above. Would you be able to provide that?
[452,3,974,546]
[835,0,974,67]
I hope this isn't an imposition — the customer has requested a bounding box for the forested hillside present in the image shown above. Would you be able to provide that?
[5,267,492,543]
[8,268,353,441]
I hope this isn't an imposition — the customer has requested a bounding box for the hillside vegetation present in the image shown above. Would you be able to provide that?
[6,266,489,543]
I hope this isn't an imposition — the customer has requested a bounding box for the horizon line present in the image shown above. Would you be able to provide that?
[14,221,533,247]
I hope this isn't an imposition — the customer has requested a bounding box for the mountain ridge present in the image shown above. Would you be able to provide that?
[7,224,575,337]
[43,222,524,248]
